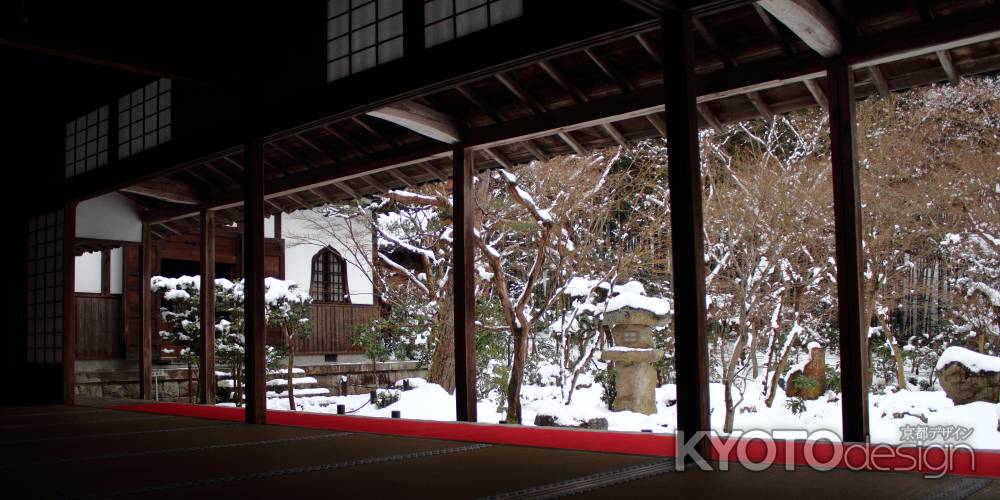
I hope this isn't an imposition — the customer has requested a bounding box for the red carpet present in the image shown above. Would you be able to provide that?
[111,402,676,457]
[112,402,1000,478]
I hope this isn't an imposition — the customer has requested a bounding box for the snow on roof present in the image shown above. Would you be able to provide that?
[604,287,671,316]
[936,346,1000,373]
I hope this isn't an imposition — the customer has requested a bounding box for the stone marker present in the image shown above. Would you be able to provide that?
[786,342,826,400]
[600,307,667,415]
[935,346,1000,405]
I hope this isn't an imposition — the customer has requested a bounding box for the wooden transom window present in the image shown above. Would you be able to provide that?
[311,247,350,303]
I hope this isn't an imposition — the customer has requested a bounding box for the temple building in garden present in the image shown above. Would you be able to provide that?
[72,191,386,400]
[5,0,1000,497]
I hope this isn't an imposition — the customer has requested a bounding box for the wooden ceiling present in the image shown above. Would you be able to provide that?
[120,0,1000,240]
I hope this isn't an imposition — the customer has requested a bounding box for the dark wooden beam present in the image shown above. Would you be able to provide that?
[558,132,587,155]
[827,61,869,443]
[484,148,513,169]
[868,65,890,98]
[585,47,636,92]
[62,5,1000,206]
[100,249,111,295]
[367,102,462,144]
[199,209,217,405]
[243,137,267,424]
[143,142,453,223]
[936,49,960,85]
[646,113,668,136]
[696,103,724,132]
[635,32,662,65]
[803,78,829,111]
[692,16,735,68]
[273,212,282,240]
[388,169,416,189]
[496,73,547,114]
[0,33,222,87]
[139,224,153,399]
[452,146,477,423]
[420,162,448,183]
[601,123,629,146]
[746,91,774,121]
[63,201,77,405]
[662,10,710,460]
[120,179,202,205]
[539,61,588,103]
[757,0,842,57]
[520,140,548,162]
[753,3,796,55]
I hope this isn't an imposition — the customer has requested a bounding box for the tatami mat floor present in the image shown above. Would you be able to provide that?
[0,402,993,499]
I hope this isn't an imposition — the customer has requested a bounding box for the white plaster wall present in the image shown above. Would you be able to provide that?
[282,209,374,305]
[75,252,101,293]
[74,248,124,293]
[76,192,142,242]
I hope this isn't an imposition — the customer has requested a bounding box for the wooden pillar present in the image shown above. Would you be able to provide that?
[662,10,710,457]
[100,250,111,295]
[199,209,217,404]
[452,146,477,422]
[62,201,77,404]
[139,224,153,399]
[273,212,282,240]
[827,62,870,443]
[243,137,267,424]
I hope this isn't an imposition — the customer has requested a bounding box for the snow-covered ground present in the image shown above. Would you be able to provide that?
[255,377,1000,451]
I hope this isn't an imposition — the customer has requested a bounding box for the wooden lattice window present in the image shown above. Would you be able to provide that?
[65,106,109,178]
[25,210,65,364]
[326,0,405,82]
[311,248,350,303]
[424,0,522,48]
[117,78,172,159]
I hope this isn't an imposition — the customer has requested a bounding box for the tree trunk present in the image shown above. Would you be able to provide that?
[505,329,529,424]
[764,328,799,408]
[877,314,908,389]
[723,379,736,433]
[427,300,456,393]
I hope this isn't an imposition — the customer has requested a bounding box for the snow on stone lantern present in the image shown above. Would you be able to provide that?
[599,283,670,415]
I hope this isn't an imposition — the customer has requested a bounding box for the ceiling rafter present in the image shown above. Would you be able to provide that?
[936,49,960,84]
[757,0,842,57]
[696,103,724,133]
[802,78,829,111]
[869,65,890,98]
[367,101,462,144]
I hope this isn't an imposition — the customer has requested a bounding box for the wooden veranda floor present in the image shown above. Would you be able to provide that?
[0,401,996,499]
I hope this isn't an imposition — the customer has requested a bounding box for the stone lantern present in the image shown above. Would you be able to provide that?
[600,306,668,415]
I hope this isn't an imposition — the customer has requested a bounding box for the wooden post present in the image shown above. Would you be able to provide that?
[662,10,711,458]
[452,146,477,422]
[243,137,267,424]
[827,61,870,443]
[100,250,111,295]
[273,212,282,240]
[62,201,77,404]
[199,209,217,404]
[139,224,153,399]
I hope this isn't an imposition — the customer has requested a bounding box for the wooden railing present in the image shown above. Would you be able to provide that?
[76,294,123,360]
[293,303,379,354]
